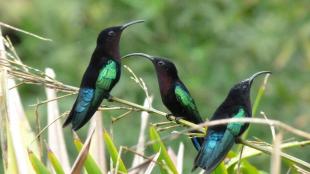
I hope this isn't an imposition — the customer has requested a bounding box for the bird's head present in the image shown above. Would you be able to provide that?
[122,53,179,79]
[227,71,271,104]
[96,20,144,57]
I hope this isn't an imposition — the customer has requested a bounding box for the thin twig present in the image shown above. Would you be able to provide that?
[123,146,160,165]
[239,139,310,169]
[271,132,282,174]
[157,124,181,132]
[237,145,244,174]
[261,111,276,141]
[29,112,68,146]
[152,121,175,127]
[0,22,52,41]
[34,99,43,158]
[29,93,76,107]
[124,65,151,107]
[111,110,133,123]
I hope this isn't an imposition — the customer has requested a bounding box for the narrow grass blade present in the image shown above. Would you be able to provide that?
[167,147,177,167]
[73,131,102,174]
[0,29,16,173]
[144,151,161,174]
[149,126,178,174]
[89,111,107,173]
[46,143,65,174]
[132,96,153,169]
[1,30,38,174]
[103,130,127,173]
[128,151,160,174]
[176,143,184,174]
[28,149,50,174]
[4,119,19,174]
[7,79,38,173]
[71,129,96,174]
[232,161,260,174]
[45,68,70,173]
[252,74,271,116]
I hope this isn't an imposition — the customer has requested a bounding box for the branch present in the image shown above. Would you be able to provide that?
[239,139,310,169]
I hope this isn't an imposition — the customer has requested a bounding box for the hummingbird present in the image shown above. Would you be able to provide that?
[122,53,205,150]
[63,20,144,130]
[193,71,271,173]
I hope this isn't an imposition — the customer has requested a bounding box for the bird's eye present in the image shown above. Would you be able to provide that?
[108,31,116,36]
[158,61,165,66]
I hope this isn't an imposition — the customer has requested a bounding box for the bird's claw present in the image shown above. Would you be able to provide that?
[166,113,174,121]
[235,137,242,144]
[107,94,113,102]
[175,117,183,124]
[165,114,183,124]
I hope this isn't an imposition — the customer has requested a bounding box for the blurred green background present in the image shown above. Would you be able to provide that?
[1,0,310,173]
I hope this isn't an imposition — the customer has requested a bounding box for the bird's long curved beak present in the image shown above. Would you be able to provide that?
[248,71,272,85]
[120,20,144,30]
[121,53,154,61]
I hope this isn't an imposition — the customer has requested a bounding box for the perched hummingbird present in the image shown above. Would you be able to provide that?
[122,53,205,150]
[193,71,271,173]
[63,20,144,130]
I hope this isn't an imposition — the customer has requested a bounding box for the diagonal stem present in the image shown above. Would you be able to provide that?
[239,139,310,170]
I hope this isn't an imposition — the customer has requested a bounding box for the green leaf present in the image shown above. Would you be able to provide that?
[73,132,102,174]
[211,162,228,174]
[227,148,260,174]
[229,160,260,174]
[46,144,65,174]
[28,149,50,174]
[103,130,127,173]
[149,126,178,174]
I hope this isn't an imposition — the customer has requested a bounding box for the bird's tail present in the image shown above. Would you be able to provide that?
[192,130,235,173]
[63,96,104,131]
[63,102,76,128]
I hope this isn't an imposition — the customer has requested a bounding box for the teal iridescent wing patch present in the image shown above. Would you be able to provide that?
[194,130,234,172]
[96,60,117,90]
[75,88,94,113]
[174,83,197,112]
[227,108,245,136]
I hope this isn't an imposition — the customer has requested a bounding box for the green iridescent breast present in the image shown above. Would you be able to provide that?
[227,108,245,136]
[96,59,117,90]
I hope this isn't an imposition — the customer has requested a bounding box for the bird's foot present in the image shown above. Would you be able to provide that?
[235,137,242,144]
[166,113,174,121]
[107,94,113,102]
[165,114,183,124]
[175,117,184,124]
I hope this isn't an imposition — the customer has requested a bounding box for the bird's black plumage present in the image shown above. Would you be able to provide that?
[63,20,144,130]
[193,71,271,173]
[122,53,205,150]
